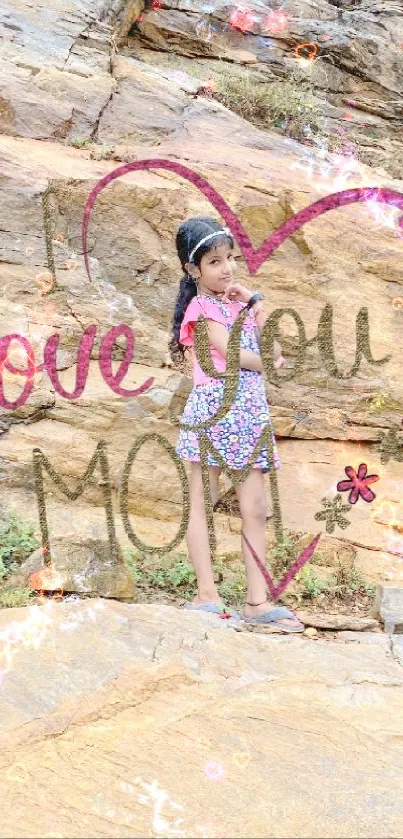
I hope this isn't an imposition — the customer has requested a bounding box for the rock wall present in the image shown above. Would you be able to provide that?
[0,0,402,591]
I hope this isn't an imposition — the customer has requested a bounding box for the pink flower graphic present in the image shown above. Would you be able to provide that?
[337,463,379,504]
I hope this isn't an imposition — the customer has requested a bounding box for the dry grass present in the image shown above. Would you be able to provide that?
[213,74,323,141]
[0,586,33,608]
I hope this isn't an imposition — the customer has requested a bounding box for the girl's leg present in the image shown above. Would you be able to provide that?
[187,461,222,604]
[233,468,268,613]
[234,468,302,627]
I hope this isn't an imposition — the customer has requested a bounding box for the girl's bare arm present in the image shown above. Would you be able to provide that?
[205,321,263,373]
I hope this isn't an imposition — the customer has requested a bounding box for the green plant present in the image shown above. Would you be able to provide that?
[296,566,331,599]
[71,138,92,149]
[218,571,246,606]
[270,532,299,577]
[213,75,322,141]
[124,548,248,605]
[0,586,33,608]
[89,144,116,161]
[123,549,143,583]
[123,541,376,608]
[148,556,196,591]
[124,549,197,597]
[332,557,370,596]
[367,391,389,413]
[0,513,40,580]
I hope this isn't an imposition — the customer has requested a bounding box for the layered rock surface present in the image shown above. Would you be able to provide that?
[0,599,403,838]
[0,0,402,590]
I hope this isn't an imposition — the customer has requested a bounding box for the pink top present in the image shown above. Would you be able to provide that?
[179,295,255,386]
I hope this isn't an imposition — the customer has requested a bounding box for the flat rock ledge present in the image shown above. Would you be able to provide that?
[296,612,380,631]
[0,600,403,839]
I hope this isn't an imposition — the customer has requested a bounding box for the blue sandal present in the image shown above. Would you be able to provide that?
[244,604,305,633]
[184,602,241,620]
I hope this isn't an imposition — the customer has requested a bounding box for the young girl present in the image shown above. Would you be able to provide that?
[169,216,304,633]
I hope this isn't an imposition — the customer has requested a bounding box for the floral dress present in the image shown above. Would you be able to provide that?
[175,294,280,474]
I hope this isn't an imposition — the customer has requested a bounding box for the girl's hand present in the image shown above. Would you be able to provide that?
[225,282,253,305]
[274,355,285,369]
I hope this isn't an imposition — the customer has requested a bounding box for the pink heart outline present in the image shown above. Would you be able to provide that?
[82,158,403,278]
[242,530,321,600]
[80,160,402,597]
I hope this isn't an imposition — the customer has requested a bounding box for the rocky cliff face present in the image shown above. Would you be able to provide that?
[0,0,402,593]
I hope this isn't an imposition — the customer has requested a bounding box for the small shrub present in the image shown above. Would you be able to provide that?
[296,566,331,599]
[123,540,376,608]
[332,557,373,598]
[218,572,246,606]
[0,513,40,580]
[124,548,246,605]
[0,586,33,608]
[71,138,92,148]
[124,549,196,598]
[89,144,116,161]
[270,532,299,577]
[367,391,389,413]
[124,549,143,584]
[148,556,197,591]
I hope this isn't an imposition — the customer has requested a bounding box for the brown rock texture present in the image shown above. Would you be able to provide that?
[4,538,135,599]
[0,0,402,591]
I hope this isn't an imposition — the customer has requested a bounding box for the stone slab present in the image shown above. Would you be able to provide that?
[372,585,403,632]
[0,600,403,838]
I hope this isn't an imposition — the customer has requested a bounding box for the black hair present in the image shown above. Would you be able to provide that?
[168,216,234,365]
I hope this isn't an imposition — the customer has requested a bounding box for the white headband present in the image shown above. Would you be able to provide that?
[188,227,231,263]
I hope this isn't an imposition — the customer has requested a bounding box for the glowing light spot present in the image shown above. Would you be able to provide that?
[35,270,55,296]
[1,342,40,385]
[299,463,319,485]
[7,762,29,783]
[232,750,251,769]
[196,820,226,838]
[386,533,403,555]
[229,9,256,33]
[195,18,215,42]
[294,42,318,61]
[28,564,64,594]
[262,10,289,33]
[372,500,396,526]
[200,78,215,95]
[204,760,224,781]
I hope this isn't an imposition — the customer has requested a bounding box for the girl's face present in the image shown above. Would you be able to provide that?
[191,241,236,298]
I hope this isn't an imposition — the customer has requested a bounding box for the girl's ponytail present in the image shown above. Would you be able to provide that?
[168,272,197,365]
[168,216,234,366]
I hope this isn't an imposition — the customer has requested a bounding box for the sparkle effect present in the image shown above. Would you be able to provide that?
[294,42,318,61]
[204,761,224,781]
[229,9,256,32]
